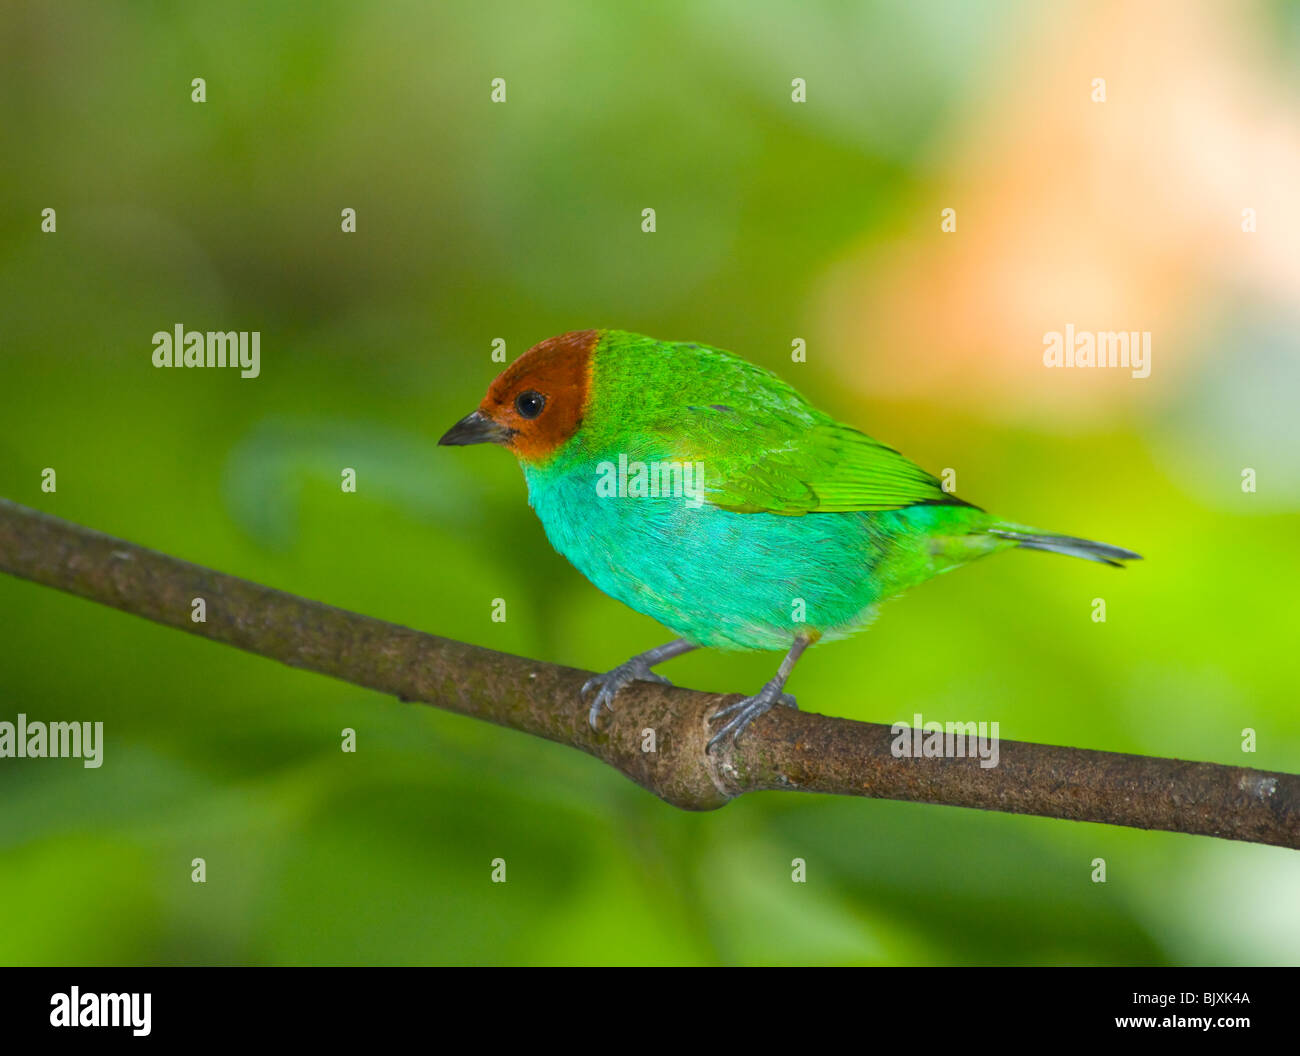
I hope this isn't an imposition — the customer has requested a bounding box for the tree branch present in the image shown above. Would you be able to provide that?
[2,497,1296,849]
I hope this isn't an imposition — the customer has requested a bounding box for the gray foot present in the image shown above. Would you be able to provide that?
[707,681,798,751]
[582,658,673,729]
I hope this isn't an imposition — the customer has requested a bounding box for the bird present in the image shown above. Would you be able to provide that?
[440,329,1140,751]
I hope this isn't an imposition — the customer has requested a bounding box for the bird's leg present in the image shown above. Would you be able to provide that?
[582,639,698,729]
[707,633,813,752]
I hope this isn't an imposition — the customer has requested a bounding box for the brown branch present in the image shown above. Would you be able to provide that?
[1,497,1296,848]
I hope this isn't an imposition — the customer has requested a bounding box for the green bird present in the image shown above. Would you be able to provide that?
[440,329,1140,749]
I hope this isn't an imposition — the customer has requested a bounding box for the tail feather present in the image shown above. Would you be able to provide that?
[988,528,1142,568]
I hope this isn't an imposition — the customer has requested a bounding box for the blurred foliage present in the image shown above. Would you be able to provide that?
[1,1,1298,965]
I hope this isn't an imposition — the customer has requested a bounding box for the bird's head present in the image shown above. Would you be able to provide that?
[438,329,598,464]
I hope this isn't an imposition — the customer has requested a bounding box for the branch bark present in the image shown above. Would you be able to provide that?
[2,498,1296,849]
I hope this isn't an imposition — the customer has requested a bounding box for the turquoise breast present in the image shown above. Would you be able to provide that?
[522,458,910,651]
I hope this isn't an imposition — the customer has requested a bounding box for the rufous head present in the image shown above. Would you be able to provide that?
[438,329,599,463]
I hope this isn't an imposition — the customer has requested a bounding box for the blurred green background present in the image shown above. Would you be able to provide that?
[2,0,1299,965]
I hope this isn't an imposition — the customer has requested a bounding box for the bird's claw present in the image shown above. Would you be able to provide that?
[582,660,673,729]
[707,683,797,752]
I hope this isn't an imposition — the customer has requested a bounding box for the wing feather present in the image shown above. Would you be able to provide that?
[638,402,963,515]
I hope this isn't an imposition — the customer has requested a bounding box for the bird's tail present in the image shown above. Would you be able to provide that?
[988,526,1142,568]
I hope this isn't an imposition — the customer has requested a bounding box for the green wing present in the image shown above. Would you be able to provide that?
[590,332,968,516]
[639,403,964,516]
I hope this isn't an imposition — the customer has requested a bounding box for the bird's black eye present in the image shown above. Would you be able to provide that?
[515,390,546,419]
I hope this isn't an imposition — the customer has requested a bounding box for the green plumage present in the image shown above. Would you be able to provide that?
[520,331,1138,654]
[573,331,959,513]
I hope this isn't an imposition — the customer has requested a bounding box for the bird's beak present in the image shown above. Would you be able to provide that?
[438,410,513,446]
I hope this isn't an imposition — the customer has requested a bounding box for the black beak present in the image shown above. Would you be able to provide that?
[438,410,513,446]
